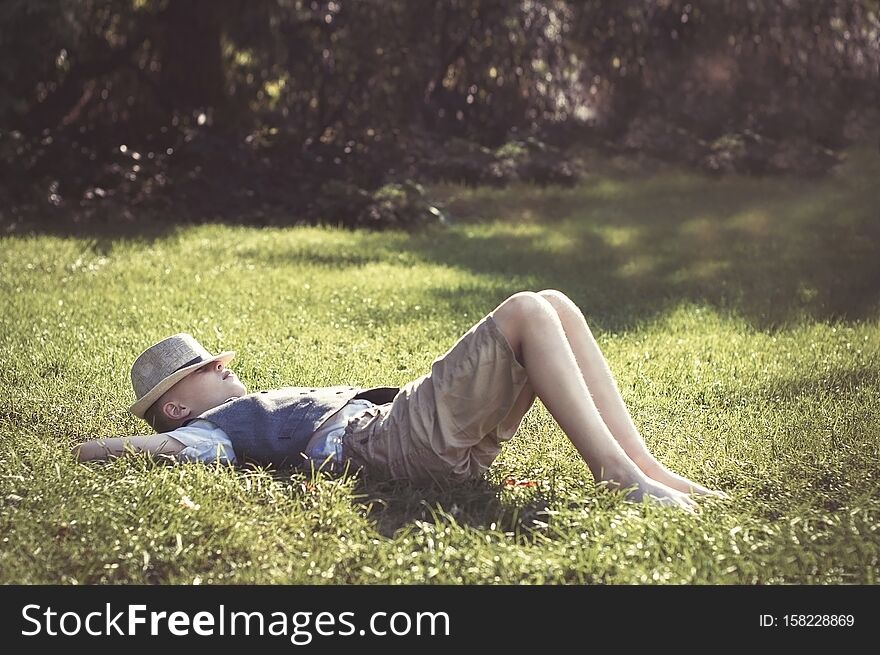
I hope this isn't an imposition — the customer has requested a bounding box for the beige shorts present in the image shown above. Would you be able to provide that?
[341,312,530,486]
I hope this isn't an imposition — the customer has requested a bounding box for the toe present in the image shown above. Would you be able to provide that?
[679,499,697,514]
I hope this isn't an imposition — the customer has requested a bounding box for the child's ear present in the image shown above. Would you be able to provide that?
[164,401,190,421]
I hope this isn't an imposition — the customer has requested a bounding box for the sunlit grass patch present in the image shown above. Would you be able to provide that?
[1,150,878,583]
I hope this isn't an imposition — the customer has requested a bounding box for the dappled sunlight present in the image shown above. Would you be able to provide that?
[4,0,879,589]
[3,180,879,585]
[728,209,772,238]
[8,149,878,339]
[666,259,732,285]
[584,178,628,199]
[423,148,880,331]
[595,225,640,248]
[430,184,588,224]
[678,216,723,246]
[465,221,546,239]
[533,225,582,255]
[618,254,661,279]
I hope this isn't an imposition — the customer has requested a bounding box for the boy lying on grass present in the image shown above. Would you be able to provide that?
[73,290,727,511]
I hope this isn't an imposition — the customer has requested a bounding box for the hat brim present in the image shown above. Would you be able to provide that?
[129,350,236,419]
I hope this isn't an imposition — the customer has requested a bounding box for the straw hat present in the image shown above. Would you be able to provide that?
[128,332,235,418]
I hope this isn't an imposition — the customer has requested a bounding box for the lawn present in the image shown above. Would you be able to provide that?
[1,149,878,584]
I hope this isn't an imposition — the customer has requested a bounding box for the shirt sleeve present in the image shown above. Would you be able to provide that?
[165,420,237,465]
[304,426,347,466]
[303,399,377,468]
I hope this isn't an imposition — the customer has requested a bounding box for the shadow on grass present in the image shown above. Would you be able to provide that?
[8,150,879,333]
[226,151,880,333]
[405,155,880,332]
[761,365,880,402]
[3,213,185,254]
[720,359,880,522]
[348,477,553,539]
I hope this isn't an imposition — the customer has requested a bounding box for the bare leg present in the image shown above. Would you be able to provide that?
[536,289,726,498]
[491,293,697,511]
[496,378,537,442]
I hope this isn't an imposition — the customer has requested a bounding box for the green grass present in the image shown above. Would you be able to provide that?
[1,148,878,584]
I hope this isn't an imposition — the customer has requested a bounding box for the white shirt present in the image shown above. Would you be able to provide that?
[166,398,378,467]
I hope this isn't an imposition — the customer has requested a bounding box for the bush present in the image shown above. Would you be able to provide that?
[622,116,708,165]
[312,180,373,225]
[419,138,497,186]
[701,131,774,175]
[352,180,449,231]
[767,138,842,177]
[509,137,579,187]
[418,136,580,188]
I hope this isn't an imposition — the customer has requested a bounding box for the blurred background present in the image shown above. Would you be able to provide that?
[1,0,877,231]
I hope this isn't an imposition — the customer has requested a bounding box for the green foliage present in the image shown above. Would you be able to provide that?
[2,1,878,230]
[1,149,879,583]
[312,179,373,225]
[419,136,580,188]
[622,121,845,177]
[505,138,580,187]
[311,179,449,230]
[356,181,449,230]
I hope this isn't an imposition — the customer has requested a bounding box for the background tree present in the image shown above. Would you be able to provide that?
[1,0,877,229]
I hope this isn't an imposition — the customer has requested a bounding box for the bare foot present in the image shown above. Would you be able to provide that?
[599,468,698,513]
[637,459,729,499]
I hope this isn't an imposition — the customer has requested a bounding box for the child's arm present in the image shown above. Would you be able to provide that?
[72,434,186,463]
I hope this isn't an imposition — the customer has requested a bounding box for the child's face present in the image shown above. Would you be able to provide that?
[170,359,247,417]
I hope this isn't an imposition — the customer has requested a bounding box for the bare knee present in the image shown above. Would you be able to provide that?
[539,288,592,325]
[538,289,574,312]
[492,292,556,364]
[498,291,554,323]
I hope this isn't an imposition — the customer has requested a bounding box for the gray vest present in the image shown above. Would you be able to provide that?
[186,385,399,468]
